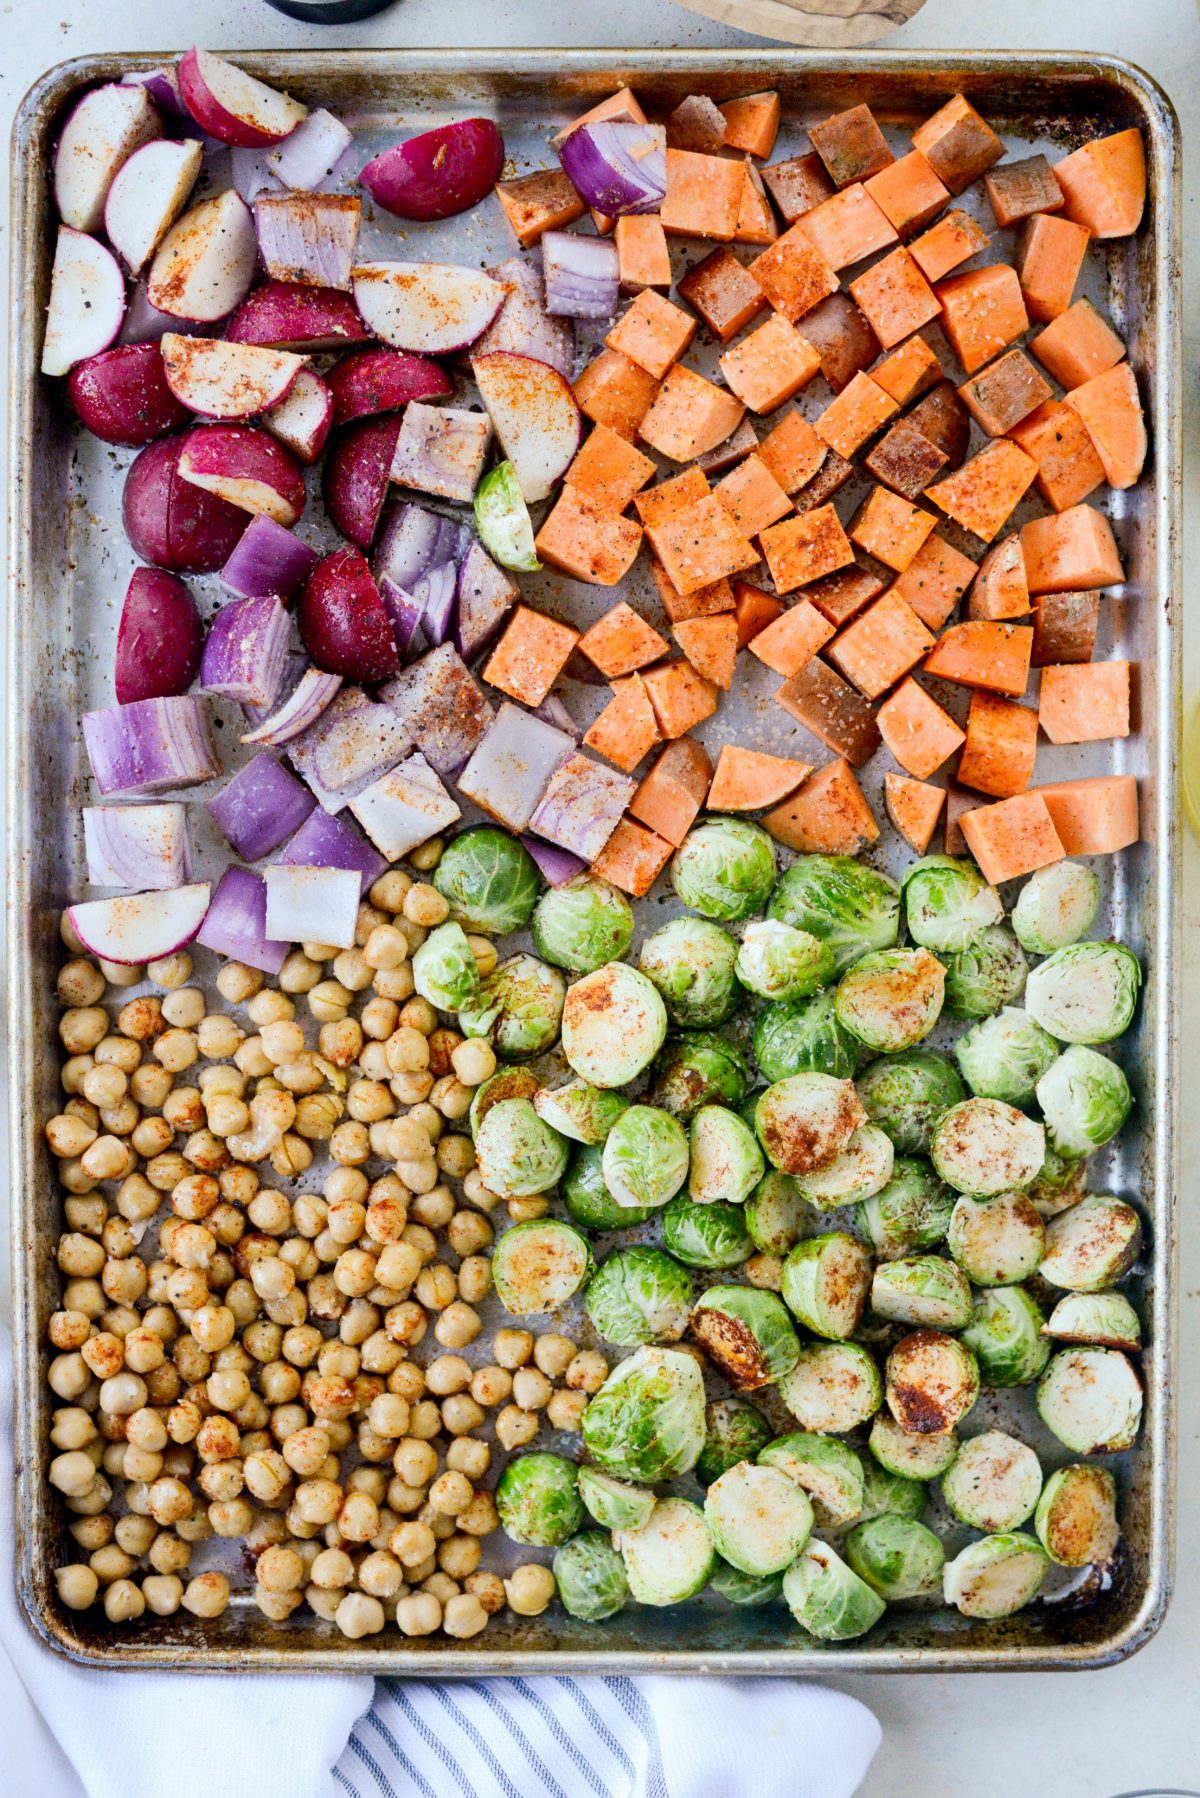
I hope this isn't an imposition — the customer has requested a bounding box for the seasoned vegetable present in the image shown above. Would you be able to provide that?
[745,1170,810,1256]
[941,1429,1043,1532]
[754,1073,866,1176]
[662,1194,753,1269]
[871,1256,974,1331]
[783,1540,886,1641]
[602,1104,690,1209]
[411,920,480,1012]
[711,1560,784,1606]
[691,1285,801,1390]
[885,1329,980,1434]
[561,1143,656,1229]
[953,1006,1059,1106]
[857,1049,965,1155]
[492,1217,591,1311]
[869,1412,959,1481]
[476,1099,569,1200]
[846,1515,945,1600]
[688,1105,765,1205]
[1037,1193,1141,1291]
[1035,1046,1133,1156]
[759,1432,865,1526]
[1043,1290,1142,1351]
[562,961,668,1088]
[695,1397,774,1488]
[583,1246,693,1346]
[782,1232,873,1340]
[1011,861,1100,955]
[651,1031,752,1118]
[780,1342,884,1434]
[469,1066,541,1137]
[859,1455,928,1522]
[672,817,776,922]
[752,990,858,1083]
[618,1497,715,1605]
[1024,940,1142,1044]
[855,1158,954,1259]
[930,1098,1045,1196]
[1034,1464,1120,1567]
[947,1192,1046,1287]
[769,855,900,977]
[433,824,540,933]
[1036,1347,1143,1453]
[943,1533,1049,1619]
[496,1452,584,1546]
[1028,1145,1088,1220]
[902,855,1003,952]
[532,875,634,973]
[581,1345,707,1482]
[534,1078,629,1145]
[553,1532,630,1621]
[794,1123,894,1210]
[735,920,835,1001]
[459,951,565,1059]
[577,1466,656,1532]
[834,947,946,1053]
[941,923,1028,1020]
[638,917,740,1027]
[962,1286,1051,1388]
[705,1462,814,1577]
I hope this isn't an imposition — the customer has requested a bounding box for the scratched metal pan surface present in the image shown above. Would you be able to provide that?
[8,50,1181,1672]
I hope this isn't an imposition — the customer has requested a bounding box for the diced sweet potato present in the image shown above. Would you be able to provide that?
[714,454,793,537]
[877,676,965,779]
[732,581,785,646]
[827,590,935,699]
[865,151,951,237]
[956,690,1039,797]
[805,561,888,628]
[577,601,669,678]
[1039,661,1131,744]
[583,674,661,772]
[850,249,942,350]
[905,380,971,469]
[1032,590,1100,666]
[814,371,898,460]
[639,365,746,462]
[960,791,1065,883]
[647,493,758,596]
[885,771,946,854]
[1053,128,1146,239]
[810,105,894,189]
[735,162,779,247]
[936,265,1028,376]
[676,247,767,343]
[749,598,836,678]
[708,744,811,811]
[923,619,1033,696]
[565,424,656,514]
[667,94,727,154]
[864,420,948,501]
[483,604,580,707]
[984,155,1065,228]
[589,816,673,896]
[642,660,720,738]
[762,152,836,223]
[775,658,882,767]
[872,333,944,405]
[1015,214,1091,326]
[888,532,977,631]
[720,313,822,414]
[673,614,738,689]
[909,208,991,283]
[758,409,827,493]
[496,169,586,245]
[911,94,1004,194]
[606,289,697,380]
[574,347,660,440]
[944,779,980,855]
[697,417,760,476]
[795,293,881,394]
[648,557,736,624]
[629,738,712,845]
[662,149,746,242]
[1064,362,1147,491]
[748,226,839,323]
[763,758,879,854]
[849,487,937,574]
[615,215,672,292]
[926,440,1038,543]
[798,184,897,270]
[968,534,1029,621]
[634,466,711,530]
[794,449,855,512]
[1008,398,1104,513]
[958,349,1053,437]
[1031,298,1126,391]
[1021,505,1124,594]
[1035,774,1138,855]
[534,487,642,586]
[552,88,647,142]
[720,91,782,160]
[760,506,855,594]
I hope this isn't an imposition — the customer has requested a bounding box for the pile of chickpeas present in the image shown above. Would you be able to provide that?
[44,844,610,1642]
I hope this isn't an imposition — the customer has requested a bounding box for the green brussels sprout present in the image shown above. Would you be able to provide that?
[553,1531,629,1621]
[1042,1291,1142,1352]
[942,924,1028,1021]
[953,1006,1059,1106]
[941,1429,1043,1533]
[688,1105,765,1206]
[868,1412,958,1481]
[495,1451,583,1546]
[531,875,634,974]
[561,962,667,1089]
[705,1462,814,1576]
[433,826,540,935]
[857,1049,965,1155]
[1027,1145,1088,1220]
[745,1170,810,1256]
[710,1559,784,1606]
[961,1286,1050,1388]
[885,1330,980,1435]
[581,1345,707,1482]
[469,1066,541,1138]
[474,459,540,570]
[577,1466,656,1532]
[602,1104,690,1210]
[782,1232,873,1340]
[411,921,480,1012]
[943,1533,1049,1619]
[650,1031,752,1119]
[533,1078,629,1146]
[780,1342,883,1435]
[690,1285,800,1390]
[759,1432,866,1526]
[859,1454,927,1522]
[618,1497,715,1604]
[855,1158,954,1260]
[947,1192,1046,1287]
[1036,1347,1143,1454]
[769,855,900,977]
[1011,861,1101,956]
[638,918,740,1028]
[491,1217,591,1312]
[902,855,1003,952]
[752,989,858,1085]
[672,818,776,923]
[662,1194,753,1270]
[754,1073,865,1176]
[794,1123,894,1211]
[1035,1046,1132,1157]
[846,1514,945,1600]
[476,1099,569,1200]
[930,1098,1045,1196]
[459,952,565,1060]
[783,1540,886,1641]
[835,946,946,1055]
[1025,941,1142,1044]
[871,1256,973,1331]
[1035,1464,1120,1567]
[695,1397,774,1488]
[583,1247,693,1347]
[561,1144,656,1229]
[735,920,835,1002]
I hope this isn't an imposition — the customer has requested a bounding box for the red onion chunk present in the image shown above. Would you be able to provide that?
[299,548,400,682]
[68,343,191,447]
[323,415,403,550]
[68,883,211,967]
[200,595,291,707]
[380,643,495,776]
[263,368,333,465]
[528,751,634,862]
[83,695,221,796]
[412,561,457,648]
[476,259,575,382]
[228,280,370,352]
[265,863,360,948]
[83,802,193,890]
[541,231,620,320]
[288,687,413,810]
[531,691,581,740]
[558,122,667,217]
[196,865,288,973]
[268,109,353,191]
[350,752,462,862]
[120,281,214,348]
[221,515,319,602]
[374,500,469,595]
[360,119,505,222]
[207,753,316,859]
[390,403,491,504]
[242,647,308,729]
[255,193,361,292]
[122,66,190,124]
[327,348,453,430]
[454,541,517,662]
[454,701,576,833]
[123,435,249,573]
[115,567,204,704]
[520,835,586,887]
[549,91,647,154]
[378,577,428,663]
[231,147,281,203]
[242,666,342,747]
[278,809,385,893]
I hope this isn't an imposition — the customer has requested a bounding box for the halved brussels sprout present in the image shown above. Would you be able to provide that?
[581,1345,706,1482]
[469,1065,541,1137]
[1011,861,1101,956]
[459,952,565,1060]
[947,1192,1045,1287]
[492,1217,591,1312]
[534,1078,629,1146]
[745,1170,810,1256]
[752,990,858,1084]
[1037,1193,1141,1292]
[846,1514,945,1600]
[930,1098,1045,1197]
[531,875,634,974]
[688,1105,765,1206]
[1036,1046,1133,1157]
[495,1451,583,1546]
[782,1232,873,1340]
[474,459,539,570]
[583,1247,693,1347]
[476,1099,569,1200]
[759,1431,866,1526]
[561,1144,656,1229]
[662,1194,753,1270]
[855,1158,954,1260]
[577,1466,656,1532]
[885,1330,979,1434]
[650,1031,752,1119]
[779,1342,883,1434]
[835,948,945,1053]
[1036,1347,1143,1454]
[857,1050,965,1155]
[902,855,1003,952]
[869,1411,959,1481]
[561,962,667,1088]
[783,1539,886,1641]
[794,1123,894,1210]
[602,1104,690,1211]
[710,1560,784,1606]
[1025,941,1142,1044]
[1034,1464,1120,1567]
[411,921,480,1013]
[553,1531,629,1621]
[859,1454,927,1522]
[695,1397,774,1489]
[1028,1145,1088,1220]
[953,1006,1059,1107]
[1042,1291,1142,1352]
[941,1429,1043,1532]
[735,920,835,1002]
[754,1073,866,1177]
[434,826,539,935]
[943,1533,1049,1619]
[871,1256,973,1332]
[618,1497,715,1604]
[961,1287,1050,1389]
[690,1285,800,1391]
[941,924,1028,1021]
[638,917,740,1028]
[672,818,776,922]
[705,1462,814,1577]
[769,856,900,977]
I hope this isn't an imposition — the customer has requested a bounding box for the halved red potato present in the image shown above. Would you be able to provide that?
[161,334,305,419]
[104,139,203,277]
[299,547,400,682]
[148,189,258,324]
[123,435,249,573]
[326,347,453,428]
[68,343,190,446]
[227,280,371,352]
[177,48,307,148]
[360,119,505,221]
[322,415,403,550]
[41,228,127,377]
[178,424,307,526]
[115,566,204,703]
[351,262,504,355]
[68,884,212,965]
[53,81,161,233]
[264,369,333,464]
[472,351,582,502]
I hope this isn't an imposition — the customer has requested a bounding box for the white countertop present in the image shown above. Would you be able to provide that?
[2,2,1198,1792]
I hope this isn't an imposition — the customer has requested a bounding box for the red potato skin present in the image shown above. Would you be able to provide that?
[122,434,248,573]
[177,47,294,150]
[326,348,454,429]
[68,344,192,446]
[115,566,204,703]
[179,424,308,526]
[360,119,505,222]
[227,281,371,352]
[298,546,400,682]
[322,415,403,549]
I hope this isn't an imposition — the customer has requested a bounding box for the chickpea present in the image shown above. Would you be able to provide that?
[309,981,352,1025]
[403,883,449,928]
[495,1406,539,1452]
[511,1367,552,1412]
[457,1258,493,1306]
[508,1195,549,1224]
[154,1029,199,1074]
[493,1328,534,1370]
[81,1063,127,1110]
[428,1470,473,1516]
[55,1563,99,1611]
[372,964,415,1004]
[292,1480,344,1528]
[465,1570,506,1616]
[336,1592,385,1640]
[396,1591,441,1636]
[506,1564,557,1617]
[415,1264,457,1311]
[279,951,322,995]
[393,1438,438,1489]
[358,1550,405,1601]
[339,1491,381,1544]
[533,1333,577,1380]
[103,1579,146,1623]
[182,1572,230,1619]
[425,1355,472,1398]
[369,871,411,914]
[311,1545,356,1590]
[60,1007,110,1055]
[547,1389,588,1433]
[58,959,106,1008]
[162,988,205,1030]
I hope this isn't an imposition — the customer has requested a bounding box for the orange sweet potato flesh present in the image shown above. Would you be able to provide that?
[646,493,758,596]
[758,410,828,494]
[871,333,944,405]
[956,691,1039,797]
[720,91,782,160]
[864,151,950,238]
[936,265,1029,375]
[635,467,711,530]
[760,506,856,595]
[888,533,977,631]
[615,215,672,292]
[960,792,1065,883]
[1020,505,1124,594]
[534,488,642,586]
[734,163,779,247]
[1030,299,1126,391]
[574,347,660,440]
[662,150,747,242]
[814,372,898,461]
[720,314,822,414]
[877,676,965,780]
[797,185,897,271]
[1007,399,1105,513]
[849,487,937,573]
[583,674,661,773]
[606,289,697,380]
[642,660,720,738]
[673,614,739,689]
[590,816,673,897]
[714,455,793,538]
[775,658,882,767]
[1015,214,1091,326]
[1035,774,1139,855]
[565,424,656,514]
[849,249,942,350]
[763,758,880,854]
[885,772,946,854]
[496,170,586,246]
[748,225,840,323]
[1038,661,1131,744]
[911,95,1004,195]
[732,581,785,646]
[925,440,1038,543]
[629,738,712,846]
[577,601,669,679]
[648,558,736,624]
[826,590,935,701]
[708,745,812,811]
[749,599,836,677]
[639,365,746,462]
[909,208,991,283]
[483,605,579,707]
[1054,129,1146,239]
[968,534,1030,621]
[923,620,1033,696]
[1064,362,1147,491]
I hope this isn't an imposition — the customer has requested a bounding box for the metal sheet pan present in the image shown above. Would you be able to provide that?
[7,49,1181,1674]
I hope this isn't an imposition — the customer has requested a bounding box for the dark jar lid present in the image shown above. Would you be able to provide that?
[262,0,402,20]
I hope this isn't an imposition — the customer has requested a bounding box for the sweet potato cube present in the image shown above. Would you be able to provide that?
[661,149,746,242]
[775,658,882,767]
[909,208,991,283]
[635,467,711,530]
[577,602,669,679]
[827,590,935,699]
[720,91,782,159]
[1032,591,1100,666]
[798,184,897,270]
[924,620,1033,696]
[673,614,738,689]
[926,440,1038,543]
[805,561,888,628]
[906,380,971,469]
[937,265,1028,376]
[1008,399,1104,513]
[944,780,980,854]
[957,690,1039,797]
[732,581,785,646]
[864,420,948,501]
[960,792,1065,883]
[734,163,779,247]
[877,676,965,779]
[639,365,745,462]
[810,105,894,189]
[708,744,811,811]
[1035,774,1138,856]
[958,349,1053,438]
[865,151,951,238]
[1016,214,1091,326]
[697,417,760,477]
[1031,298,1126,391]
[748,598,835,677]
[911,94,1004,194]
[849,487,938,573]
[583,675,661,773]
[1021,506,1124,594]
[872,333,943,405]
[606,289,697,380]
[642,660,720,738]
[794,450,855,513]
[483,605,579,708]
[1065,362,1147,491]
[574,347,660,440]
[677,247,767,341]
[984,155,1065,228]
[720,313,822,414]
[496,169,586,246]
[714,454,793,537]
[648,558,736,624]
[615,215,672,292]
[1053,128,1146,239]
[763,758,879,854]
[589,816,673,896]
[748,226,839,323]
[565,425,656,514]
[763,153,836,223]
[534,487,642,586]
[814,371,898,460]
[969,534,1030,622]
[760,506,855,594]
[1039,662,1131,744]
[647,493,758,596]
[667,94,727,155]
[885,772,946,853]
[796,292,880,394]
[629,738,712,846]
[888,533,977,631]
[551,88,647,145]
[758,410,827,494]
[849,249,942,350]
